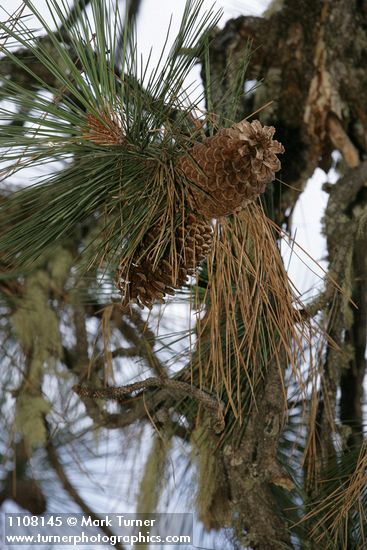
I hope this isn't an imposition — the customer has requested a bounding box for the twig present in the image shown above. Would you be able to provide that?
[111,346,141,358]
[114,308,168,379]
[299,288,335,318]
[127,0,143,22]
[73,377,225,433]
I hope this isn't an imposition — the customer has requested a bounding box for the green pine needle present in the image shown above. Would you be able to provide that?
[0,0,221,271]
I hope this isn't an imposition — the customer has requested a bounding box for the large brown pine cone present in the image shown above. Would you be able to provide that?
[116,212,213,309]
[176,119,284,218]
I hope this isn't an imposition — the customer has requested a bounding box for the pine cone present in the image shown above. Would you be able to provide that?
[83,112,125,146]
[117,213,212,309]
[176,119,284,218]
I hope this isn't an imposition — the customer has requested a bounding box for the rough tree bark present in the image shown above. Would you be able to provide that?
[208,0,367,224]
[196,1,367,547]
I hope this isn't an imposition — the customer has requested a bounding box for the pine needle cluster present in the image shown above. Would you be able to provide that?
[0,0,284,312]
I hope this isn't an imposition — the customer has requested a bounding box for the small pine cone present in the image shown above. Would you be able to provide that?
[176,119,284,218]
[82,112,125,146]
[117,213,213,309]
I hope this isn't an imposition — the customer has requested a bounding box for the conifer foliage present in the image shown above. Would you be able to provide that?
[0,0,283,309]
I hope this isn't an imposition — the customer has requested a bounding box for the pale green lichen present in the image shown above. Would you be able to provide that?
[12,272,62,360]
[263,0,284,18]
[47,247,73,289]
[137,434,171,514]
[15,394,51,448]
[190,419,230,530]
[12,250,71,449]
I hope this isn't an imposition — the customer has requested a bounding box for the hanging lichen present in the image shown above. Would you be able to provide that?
[137,433,172,513]
[190,419,231,530]
[14,392,52,449]
[12,249,72,449]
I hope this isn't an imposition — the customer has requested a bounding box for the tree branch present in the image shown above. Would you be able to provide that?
[73,376,225,433]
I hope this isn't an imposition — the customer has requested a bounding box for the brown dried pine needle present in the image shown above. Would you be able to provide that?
[82,110,125,146]
[194,203,310,420]
[301,442,367,547]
